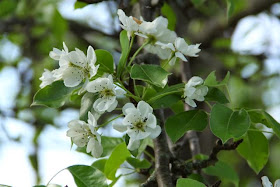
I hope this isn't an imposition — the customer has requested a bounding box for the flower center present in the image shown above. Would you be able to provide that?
[134,121,145,131]
[100,88,115,97]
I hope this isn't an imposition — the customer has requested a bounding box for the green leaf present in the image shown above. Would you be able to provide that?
[92,159,108,173]
[237,131,269,174]
[104,142,131,180]
[67,165,108,187]
[74,1,88,9]
[95,49,114,74]
[171,100,185,114]
[80,93,98,121]
[126,157,151,169]
[204,71,230,87]
[205,87,229,104]
[117,30,130,78]
[148,83,184,103]
[248,110,280,138]
[176,178,206,187]
[210,104,250,143]
[166,110,208,143]
[151,94,181,109]
[32,81,78,108]
[51,9,68,42]
[161,3,177,30]
[226,0,235,18]
[131,64,171,88]
[203,161,239,186]
[0,0,17,17]
[190,0,206,6]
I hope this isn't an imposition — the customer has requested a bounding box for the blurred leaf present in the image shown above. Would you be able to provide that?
[237,131,269,174]
[104,142,131,180]
[0,0,17,17]
[32,81,78,108]
[204,71,230,87]
[74,1,88,9]
[171,100,185,114]
[203,161,239,186]
[161,3,176,30]
[205,87,229,104]
[117,30,130,78]
[80,93,98,121]
[226,0,235,19]
[92,159,108,173]
[210,104,250,143]
[126,157,151,169]
[142,87,157,101]
[166,110,208,143]
[176,178,206,187]
[131,64,171,88]
[95,49,114,75]
[51,9,67,42]
[67,165,108,187]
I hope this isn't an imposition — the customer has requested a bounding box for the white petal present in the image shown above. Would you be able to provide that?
[169,56,176,66]
[183,44,201,57]
[86,78,108,93]
[39,69,55,88]
[175,37,189,52]
[63,42,68,53]
[134,130,150,140]
[127,138,140,151]
[88,111,97,127]
[187,76,204,87]
[148,125,161,139]
[175,52,187,61]
[87,46,97,65]
[66,51,86,68]
[122,103,136,115]
[112,121,127,132]
[89,64,99,78]
[261,176,273,187]
[107,99,118,112]
[116,88,126,96]
[87,138,103,158]
[72,135,88,147]
[184,86,196,97]
[49,48,62,60]
[138,101,153,119]
[93,98,106,113]
[185,97,197,107]
[145,113,157,129]
[123,113,141,127]
[274,179,280,187]
[63,67,84,87]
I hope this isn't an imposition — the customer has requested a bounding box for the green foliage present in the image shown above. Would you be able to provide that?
[131,64,171,88]
[248,110,280,138]
[104,142,131,180]
[0,0,17,17]
[226,0,235,18]
[176,178,206,187]
[32,81,78,108]
[166,110,208,143]
[204,71,230,87]
[161,3,177,30]
[117,30,130,78]
[237,131,269,174]
[92,159,108,172]
[95,49,115,75]
[210,104,250,143]
[203,161,239,186]
[205,87,229,104]
[126,157,151,169]
[74,1,88,9]
[67,165,108,187]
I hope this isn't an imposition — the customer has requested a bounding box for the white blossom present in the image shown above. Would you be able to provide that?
[66,112,103,158]
[49,42,69,61]
[261,176,280,187]
[86,75,125,113]
[157,37,201,65]
[54,45,99,87]
[117,9,139,38]
[113,101,161,151]
[184,76,208,107]
[39,69,56,88]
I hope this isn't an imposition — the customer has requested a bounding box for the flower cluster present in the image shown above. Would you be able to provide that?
[118,9,201,65]
[261,176,280,187]
[40,43,99,89]
[184,76,208,107]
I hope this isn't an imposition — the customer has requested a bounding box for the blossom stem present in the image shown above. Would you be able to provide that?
[47,167,66,185]
[147,90,182,103]
[98,114,124,128]
[127,39,150,67]
[205,101,212,109]
[115,81,141,101]
[225,85,232,103]
[144,150,155,161]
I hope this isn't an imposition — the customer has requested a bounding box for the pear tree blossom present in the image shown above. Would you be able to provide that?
[66,111,103,158]
[117,9,139,38]
[113,101,161,150]
[184,76,208,107]
[86,74,125,113]
[39,69,56,88]
[261,176,280,187]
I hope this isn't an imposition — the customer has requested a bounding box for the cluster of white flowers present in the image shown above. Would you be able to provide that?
[113,101,161,150]
[67,112,103,157]
[184,76,208,107]
[39,42,99,89]
[261,176,280,187]
[118,9,201,65]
